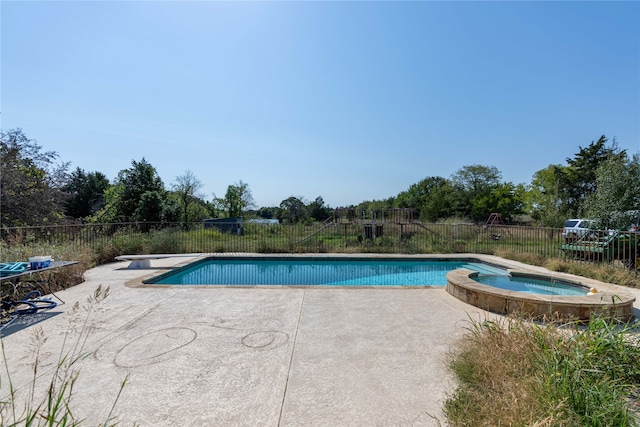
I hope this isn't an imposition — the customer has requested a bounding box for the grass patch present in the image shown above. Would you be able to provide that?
[445,316,640,427]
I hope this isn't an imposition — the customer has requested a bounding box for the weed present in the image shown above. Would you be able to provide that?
[0,285,128,426]
[445,316,640,426]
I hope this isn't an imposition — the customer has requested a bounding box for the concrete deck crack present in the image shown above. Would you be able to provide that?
[277,289,306,426]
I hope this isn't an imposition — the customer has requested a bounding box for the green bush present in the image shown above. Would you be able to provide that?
[146,228,184,254]
[110,230,147,255]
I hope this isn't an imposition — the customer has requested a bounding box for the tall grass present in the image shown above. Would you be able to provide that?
[445,316,640,426]
[0,286,128,426]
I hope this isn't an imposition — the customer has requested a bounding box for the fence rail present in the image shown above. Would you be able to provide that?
[1,221,638,271]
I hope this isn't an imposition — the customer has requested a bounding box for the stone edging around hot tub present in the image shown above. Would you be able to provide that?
[446,269,636,321]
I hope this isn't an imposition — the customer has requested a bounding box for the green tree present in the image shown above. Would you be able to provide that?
[394,176,465,221]
[526,165,567,227]
[93,185,123,222]
[279,196,307,223]
[215,181,255,218]
[395,177,441,211]
[451,165,501,194]
[395,179,431,209]
[585,153,640,230]
[162,193,183,223]
[63,168,110,219]
[119,158,165,220]
[451,165,502,221]
[172,170,203,222]
[134,191,165,222]
[188,201,211,222]
[307,196,332,221]
[257,206,280,219]
[0,129,69,226]
[472,182,525,223]
[356,197,395,212]
[421,180,462,222]
[559,135,625,217]
[95,158,165,222]
[203,199,223,219]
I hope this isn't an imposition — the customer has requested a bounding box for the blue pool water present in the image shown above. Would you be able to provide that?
[474,275,588,296]
[147,258,508,286]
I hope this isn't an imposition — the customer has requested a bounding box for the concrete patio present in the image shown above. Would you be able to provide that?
[1,255,638,426]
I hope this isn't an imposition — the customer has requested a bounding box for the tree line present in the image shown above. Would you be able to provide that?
[356,135,640,230]
[0,129,333,227]
[1,128,638,229]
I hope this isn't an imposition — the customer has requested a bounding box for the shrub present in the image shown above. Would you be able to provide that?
[445,316,640,426]
[146,228,184,254]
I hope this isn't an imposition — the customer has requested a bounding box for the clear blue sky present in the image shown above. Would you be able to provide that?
[2,1,639,208]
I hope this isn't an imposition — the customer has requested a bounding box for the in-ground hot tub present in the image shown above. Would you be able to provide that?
[446,269,636,321]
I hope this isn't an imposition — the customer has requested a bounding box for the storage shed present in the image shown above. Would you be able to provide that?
[203,218,244,235]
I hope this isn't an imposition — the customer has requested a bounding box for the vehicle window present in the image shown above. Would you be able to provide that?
[564,220,578,227]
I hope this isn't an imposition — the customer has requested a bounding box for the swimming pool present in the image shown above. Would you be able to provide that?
[145,257,508,286]
[445,269,636,321]
[473,274,588,296]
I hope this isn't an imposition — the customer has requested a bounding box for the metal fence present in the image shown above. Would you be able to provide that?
[1,221,638,270]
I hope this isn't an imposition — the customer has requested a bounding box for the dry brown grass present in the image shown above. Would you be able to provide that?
[445,317,640,426]
[445,318,559,426]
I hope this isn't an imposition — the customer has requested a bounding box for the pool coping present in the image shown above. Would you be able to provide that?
[124,253,510,289]
[123,253,637,321]
[122,252,618,285]
[446,268,636,321]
